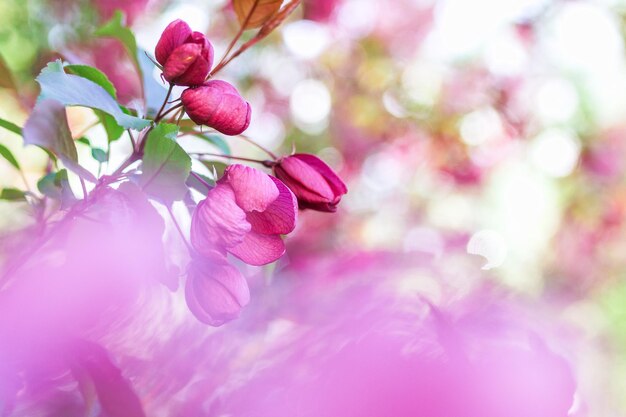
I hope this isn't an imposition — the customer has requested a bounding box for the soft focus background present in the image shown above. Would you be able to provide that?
[1,0,626,415]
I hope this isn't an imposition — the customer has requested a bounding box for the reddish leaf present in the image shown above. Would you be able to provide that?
[257,0,301,38]
[233,0,283,29]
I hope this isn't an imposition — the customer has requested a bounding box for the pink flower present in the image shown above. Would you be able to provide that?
[181,80,252,135]
[273,154,347,212]
[185,256,250,326]
[191,164,297,266]
[155,19,214,86]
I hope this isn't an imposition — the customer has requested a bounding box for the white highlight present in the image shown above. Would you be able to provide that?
[337,0,378,38]
[282,20,331,60]
[530,129,581,178]
[459,107,503,146]
[534,78,579,124]
[467,229,508,270]
[290,79,332,132]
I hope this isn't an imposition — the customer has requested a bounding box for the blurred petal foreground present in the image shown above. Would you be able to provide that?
[1,0,626,416]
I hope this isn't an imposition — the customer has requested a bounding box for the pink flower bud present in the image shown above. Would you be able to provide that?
[273,154,348,212]
[155,19,214,86]
[181,80,252,135]
[191,164,297,266]
[185,256,250,326]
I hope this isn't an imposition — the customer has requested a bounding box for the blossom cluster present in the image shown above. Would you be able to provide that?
[185,155,347,325]
[155,19,250,135]
[153,20,348,325]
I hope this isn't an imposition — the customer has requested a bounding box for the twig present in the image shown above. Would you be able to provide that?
[127,129,137,152]
[210,0,262,77]
[155,83,174,121]
[72,120,100,140]
[79,177,88,199]
[154,103,184,124]
[190,171,213,190]
[191,152,275,167]
[238,134,277,159]
[167,206,193,253]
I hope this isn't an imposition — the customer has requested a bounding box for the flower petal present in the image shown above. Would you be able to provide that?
[181,80,251,135]
[274,156,335,202]
[293,153,348,195]
[176,55,211,86]
[224,164,279,213]
[228,231,286,266]
[155,19,192,65]
[188,31,215,67]
[185,258,250,326]
[247,176,298,235]
[297,200,339,212]
[163,43,203,84]
[190,184,251,256]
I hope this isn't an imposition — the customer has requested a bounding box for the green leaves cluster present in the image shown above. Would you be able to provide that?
[0,10,249,210]
[36,61,150,131]
[140,123,191,203]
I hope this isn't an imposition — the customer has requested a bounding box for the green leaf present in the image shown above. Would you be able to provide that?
[76,137,108,163]
[0,118,22,136]
[140,123,191,203]
[0,143,20,170]
[186,172,214,196]
[37,172,60,199]
[37,169,76,205]
[0,188,26,201]
[95,110,125,142]
[23,99,96,182]
[64,64,117,99]
[36,61,150,131]
[95,11,143,93]
[91,148,107,163]
[76,137,91,146]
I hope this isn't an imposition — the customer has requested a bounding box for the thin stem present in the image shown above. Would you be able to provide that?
[211,36,259,76]
[175,109,186,126]
[105,140,111,173]
[108,151,140,179]
[191,152,275,167]
[145,51,163,70]
[209,0,261,77]
[215,26,246,74]
[167,206,193,253]
[166,107,184,125]
[238,134,277,159]
[127,129,137,152]
[155,83,174,120]
[183,129,277,159]
[79,177,88,199]
[214,0,302,77]
[154,102,183,124]
[72,120,100,139]
[190,171,213,190]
